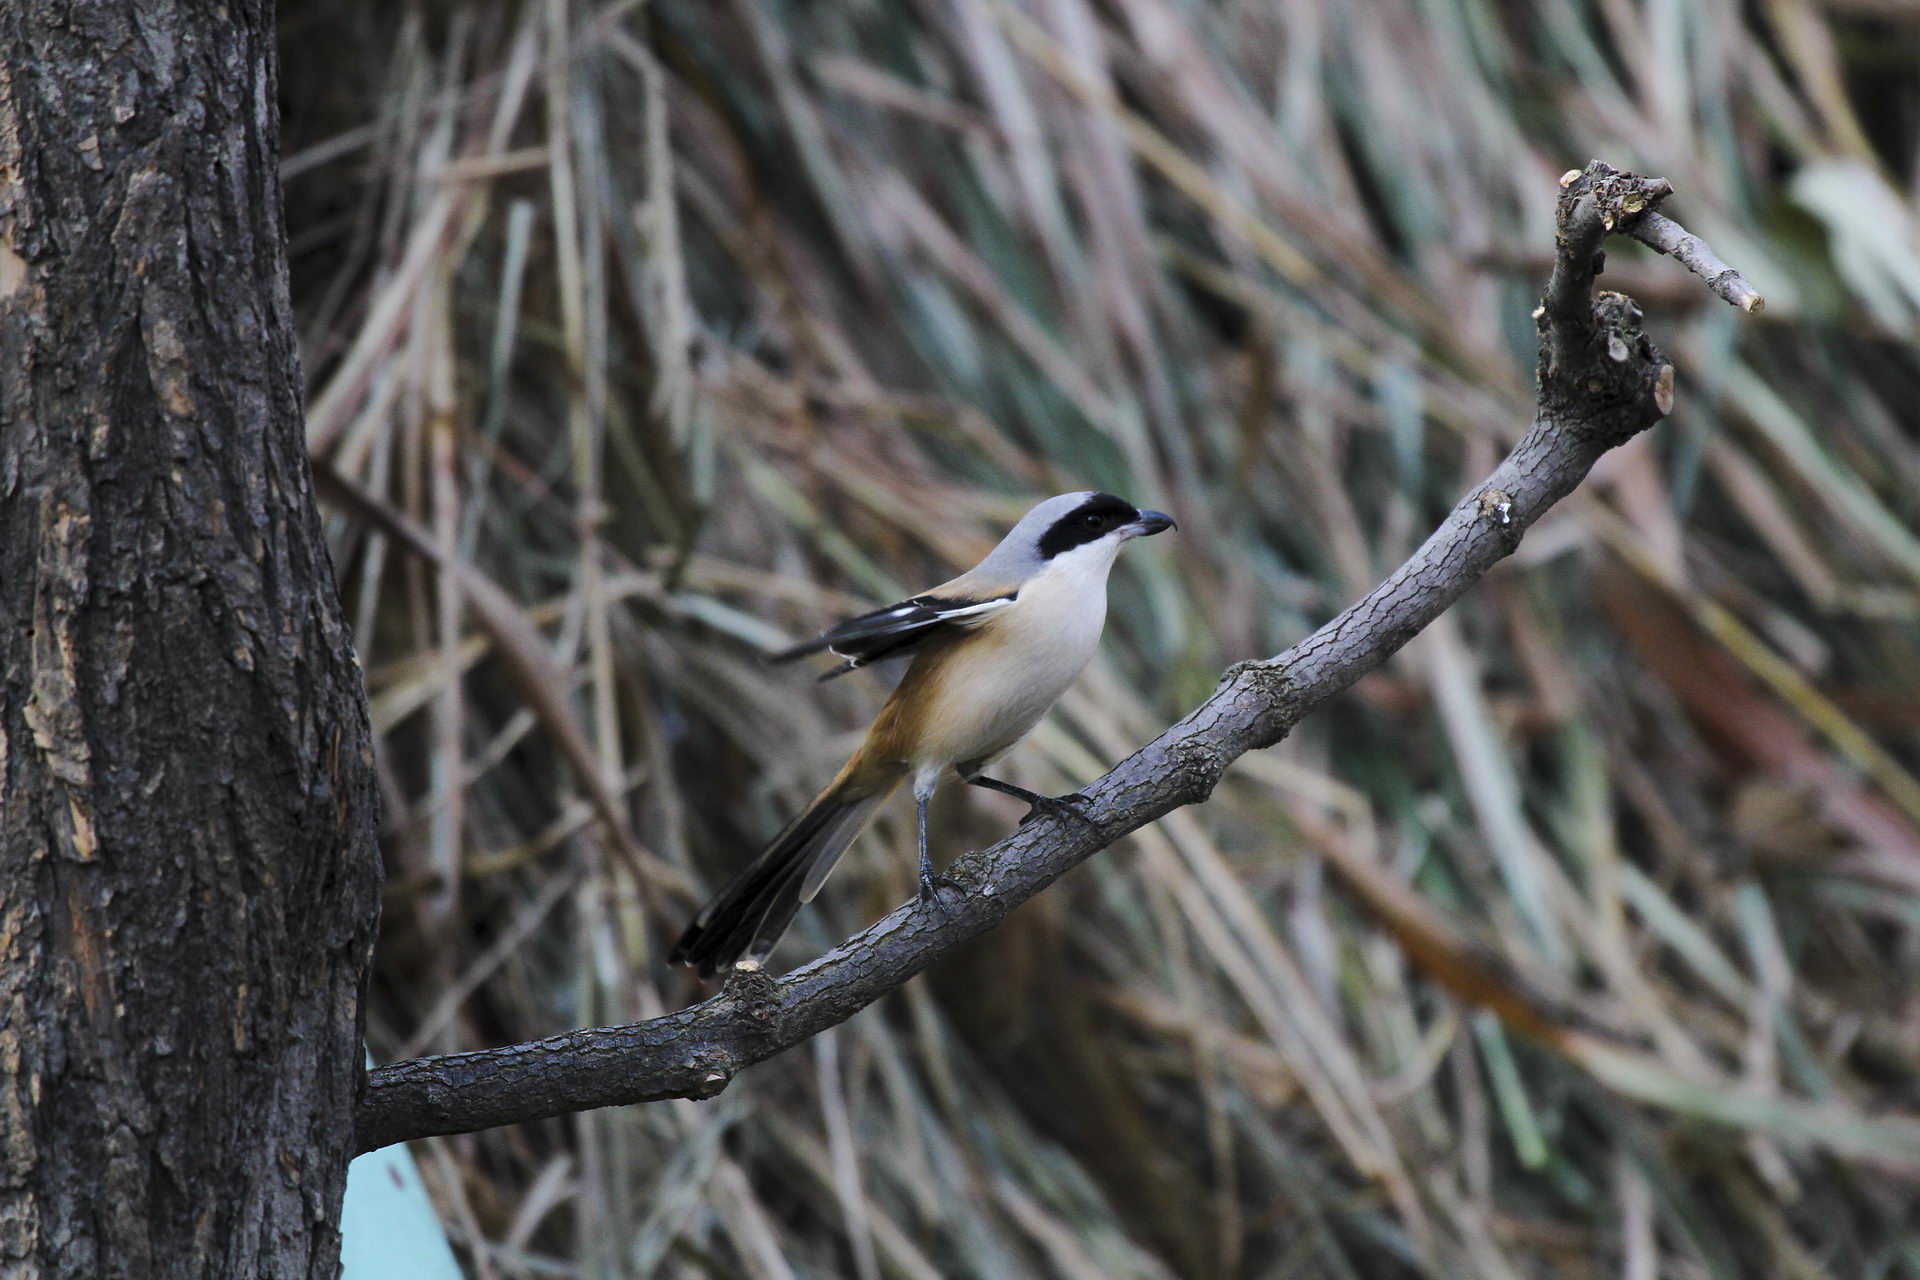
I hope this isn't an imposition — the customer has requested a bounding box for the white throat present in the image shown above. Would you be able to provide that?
[1031,534,1126,593]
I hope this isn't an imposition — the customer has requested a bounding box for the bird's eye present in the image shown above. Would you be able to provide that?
[1083,512,1105,528]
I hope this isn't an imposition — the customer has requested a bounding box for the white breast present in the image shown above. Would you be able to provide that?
[911,538,1120,773]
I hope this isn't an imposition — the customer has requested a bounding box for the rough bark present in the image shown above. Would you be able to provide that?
[0,3,382,1277]
[354,164,1757,1154]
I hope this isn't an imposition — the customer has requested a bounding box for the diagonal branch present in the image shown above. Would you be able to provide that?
[354,161,1744,1156]
[1627,209,1765,314]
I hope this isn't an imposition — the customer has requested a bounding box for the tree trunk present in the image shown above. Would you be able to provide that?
[0,3,381,1276]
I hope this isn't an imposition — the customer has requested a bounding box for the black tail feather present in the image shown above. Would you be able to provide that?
[670,784,887,978]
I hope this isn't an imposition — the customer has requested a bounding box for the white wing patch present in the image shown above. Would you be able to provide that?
[865,595,1014,632]
[774,590,1018,679]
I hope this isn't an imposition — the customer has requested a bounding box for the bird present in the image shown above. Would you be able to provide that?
[669,491,1176,978]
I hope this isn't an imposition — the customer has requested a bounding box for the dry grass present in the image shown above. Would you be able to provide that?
[281,0,1920,1274]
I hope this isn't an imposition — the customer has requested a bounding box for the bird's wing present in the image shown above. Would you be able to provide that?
[773,586,1017,680]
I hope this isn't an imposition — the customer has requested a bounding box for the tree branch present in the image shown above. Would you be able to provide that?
[354,161,1748,1156]
[1627,209,1765,315]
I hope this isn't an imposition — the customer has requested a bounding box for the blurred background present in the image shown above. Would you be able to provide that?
[281,0,1920,1275]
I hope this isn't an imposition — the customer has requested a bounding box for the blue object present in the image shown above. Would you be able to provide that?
[340,1055,462,1279]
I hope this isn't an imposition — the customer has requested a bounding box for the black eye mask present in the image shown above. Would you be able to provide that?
[1037,493,1139,559]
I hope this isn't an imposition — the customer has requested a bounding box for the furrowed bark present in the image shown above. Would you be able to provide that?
[0,3,382,1275]
[354,162,1757,1155]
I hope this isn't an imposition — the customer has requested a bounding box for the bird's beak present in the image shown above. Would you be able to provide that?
[1128,510,1177,537]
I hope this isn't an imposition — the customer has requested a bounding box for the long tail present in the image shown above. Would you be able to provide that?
[670,764,900,978]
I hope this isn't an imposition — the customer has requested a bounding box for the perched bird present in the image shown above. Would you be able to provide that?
[669,492,1175,978]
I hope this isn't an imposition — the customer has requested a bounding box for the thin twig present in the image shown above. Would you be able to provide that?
[1627,209,1766,314]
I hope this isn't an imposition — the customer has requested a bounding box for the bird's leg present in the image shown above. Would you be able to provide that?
[964,773,1098,828]
[915,789,936,899]
[915,785,962,908]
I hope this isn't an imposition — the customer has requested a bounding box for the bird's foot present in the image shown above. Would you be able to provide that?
[1018,791,1098,828]
[917,868,965,914]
